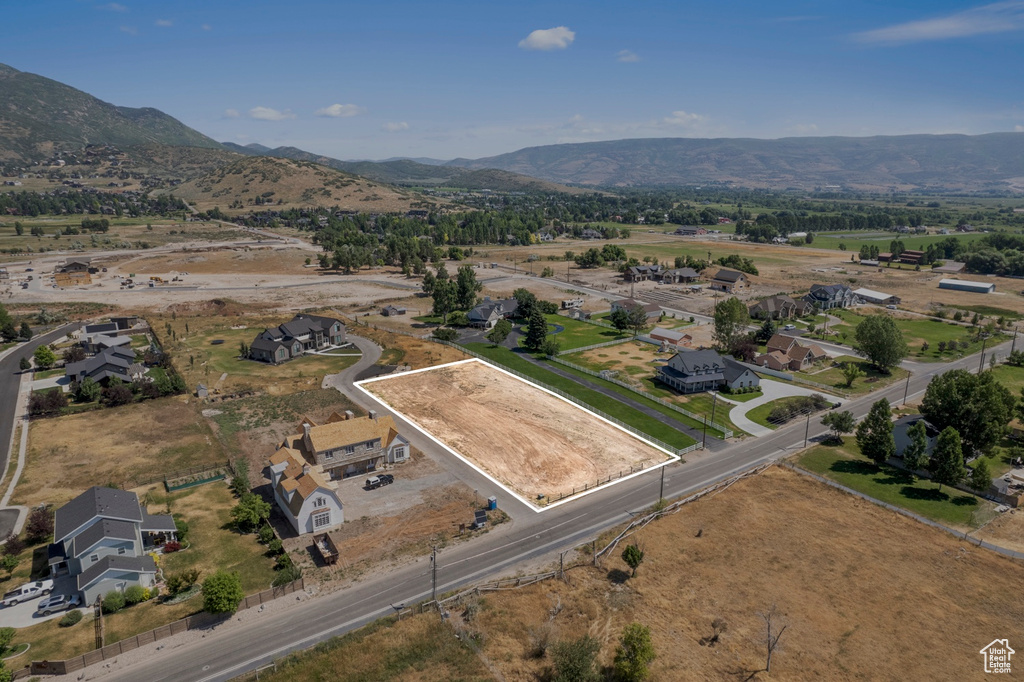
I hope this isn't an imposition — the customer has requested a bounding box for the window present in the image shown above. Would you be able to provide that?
[312,511,331,529]
[324,451,334,460]
[313,497,326,508]
[392,446,406,461]
[344,445,355,455]
[90,554,99,563]
[117,547,127,555]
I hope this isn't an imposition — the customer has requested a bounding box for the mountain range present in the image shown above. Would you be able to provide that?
[3,61,1024,193]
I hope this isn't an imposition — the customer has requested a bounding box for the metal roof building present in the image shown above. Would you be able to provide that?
[938,278,995,294]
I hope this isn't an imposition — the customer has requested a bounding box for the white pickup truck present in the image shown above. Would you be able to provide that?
[1,580,54,607]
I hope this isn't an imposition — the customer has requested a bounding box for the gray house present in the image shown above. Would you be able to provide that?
[49,487,176,605]
[658,349,760,394]
[65,346,140,385]
[250,314,346,364]
[894,415,939,461]
[467,298,518,329]
[803,283,857,310]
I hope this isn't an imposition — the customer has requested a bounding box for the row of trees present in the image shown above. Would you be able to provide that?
[0,304,32,344]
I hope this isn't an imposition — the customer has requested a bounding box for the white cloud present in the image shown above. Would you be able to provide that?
[223,109,240,119]
[155,19,172,27]
[854,1,1024,45]
[518,26,575,51]
[1016,125,1024,132]
[314,103,365,118]
[616,49,640,63]
[99,3,128,11]
[382,122,409,132]
[201,23,212,31]
[119,25,138,35]
[662,110,706,127]
[249,106,296,121]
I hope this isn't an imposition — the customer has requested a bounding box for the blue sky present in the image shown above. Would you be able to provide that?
[4,1,1024,159]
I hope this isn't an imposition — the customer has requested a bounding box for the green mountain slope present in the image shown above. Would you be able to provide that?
[0,62,224,163]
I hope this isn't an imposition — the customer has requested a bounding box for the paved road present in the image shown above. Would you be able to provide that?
[85,337,1017,682]
[728,379,849,437]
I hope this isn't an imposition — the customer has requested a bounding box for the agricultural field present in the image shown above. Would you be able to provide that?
[251,465,1024,681]
[362,360,675,505]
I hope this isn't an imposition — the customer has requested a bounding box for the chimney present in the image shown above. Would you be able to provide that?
[345,410,354,421]
[303,423,311,438]
[369,410,377,421]
[302,464,311,476]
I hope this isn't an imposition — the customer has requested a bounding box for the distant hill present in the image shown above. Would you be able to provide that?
[0,62,224,164]
[447,134,1024,192]
[169,156,446,214]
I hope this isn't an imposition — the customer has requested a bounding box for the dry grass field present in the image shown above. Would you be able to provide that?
[122,245,313,276]
[351,322,470,369]
[363,360,673,503]
[16,397,225,508]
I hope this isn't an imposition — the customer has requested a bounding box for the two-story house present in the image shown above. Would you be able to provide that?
[802,283,857,311]
[658,349,760,394]
[269,446,345,535]
[250,314,346,364]
[48,487,176,605]
[748,295,811,320]
[709,269,749,293]
[289,411,410,480]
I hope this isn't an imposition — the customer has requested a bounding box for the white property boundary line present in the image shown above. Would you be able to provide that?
[355,358,679,514]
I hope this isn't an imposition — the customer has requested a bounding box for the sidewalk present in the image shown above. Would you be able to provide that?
[729,379,847,437]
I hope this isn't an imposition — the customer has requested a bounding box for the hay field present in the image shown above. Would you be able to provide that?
[362,360,672,503]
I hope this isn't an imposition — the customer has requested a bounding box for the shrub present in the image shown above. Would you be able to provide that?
[124,585,148,605]
[257,525,275,544]
[163,541,182,553]
[1,555,17,574]
[271,563,303,587]
[2,535,24,557]
[275,553,293,571]
[25,507,54,544]
[267,538,283,555]
[59,610,83,627]
[150,586,160,600]
[173,517,189,543]
[102,590,126,614]
[165,568,201,596]
[202,571,244,614]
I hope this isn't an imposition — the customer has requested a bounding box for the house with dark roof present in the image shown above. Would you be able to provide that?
[624,264,664,282]
[709,268,749,293]
[802,283,857,310]
[674,226,707,236]
[250,314,345,364]
[748,295,810,320]
[81,333,132,355]
[894,415,939,461]
[49,487,174,605]
[467,297,518,329]
[755,334,828,371]
[64,346,140,385]
[660,267,700,284]
[611,298,662,320]
[658,349,759,394]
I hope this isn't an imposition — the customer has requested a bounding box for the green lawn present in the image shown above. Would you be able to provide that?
[32,368,63,380]
[463,343,696,450]
[797,441,995,529]
[809,231,990,254]
[989,363,1024,395]
[130,334,151,348]
[535,314,630,350]
[830,309,1006,361]
[745,397,815,429]
[793,355,908,396]
[722,389,764,403]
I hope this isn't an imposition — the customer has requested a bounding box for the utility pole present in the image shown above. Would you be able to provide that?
[803,411,811,448]
[430,545,437,603]
[903,372,911,406]
[979,334,989,373]
[659,465,665,502]
[702,416,708,448]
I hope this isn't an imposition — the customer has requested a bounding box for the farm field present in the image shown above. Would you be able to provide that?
[361,359,674,504]
[253,465,1024,681]
[808,230,990,253]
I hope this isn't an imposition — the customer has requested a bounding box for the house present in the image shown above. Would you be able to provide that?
[65,346,141,384]
[59,257,93,274]
[283,410,410,481]
[269,445,345,535]
[48,486,175,605]
[756,334,828,371]
[748,295,807,320]
[649,327,692,348]
[674,226,708,236]
[250,314,346,364]
[939,278,995,294]
[893,415,939,461]
[581,229,603,239]
[624,264,664,282]
[708,269,749,293]
[83,322,119,336]
[658,349,760,394]
[852,288,901,306]
[611,298,662,320]
[467,297,518,329]
[802,283,857,310]
[110,315,141,330]
[81,333,132,354]
[380,305,407,317]
[659,267,700,284]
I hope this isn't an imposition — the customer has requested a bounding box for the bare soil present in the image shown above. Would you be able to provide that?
[364,360,672,502]
[975,508,1024,553]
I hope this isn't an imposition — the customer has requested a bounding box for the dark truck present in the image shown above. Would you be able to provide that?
[364,474,394,490]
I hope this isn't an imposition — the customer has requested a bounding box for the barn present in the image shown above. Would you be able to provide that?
[938,279,995,294]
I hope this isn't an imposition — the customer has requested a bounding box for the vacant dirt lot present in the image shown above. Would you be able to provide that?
[363,360,672,503]
[456,465,1024,681]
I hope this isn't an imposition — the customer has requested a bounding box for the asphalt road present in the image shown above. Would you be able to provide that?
[91,337,1015,682]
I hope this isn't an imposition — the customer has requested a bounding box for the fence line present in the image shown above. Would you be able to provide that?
[548,357,733,438]
[432,340,693,456]
[735,358,850,399]
[133,460,235,488]
[26,579,306,677]
[557,337,632,355]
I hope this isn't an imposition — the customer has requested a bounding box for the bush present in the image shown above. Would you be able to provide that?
[2,535,24,557]
[59,610,83,627]
[102,590,126,614]
[257,525,275,544]
[150,586,160,600]
[25,507,54,544]
[165,568,201,596]
[267,538,283,555]
[202,571,244,614]
[271,563,303,587]
[275,553,293,571]
[765,393,831,425]
[174,517,189,543]
[163,541,182,553]
[1,555,17,574]
[124,585,148,605]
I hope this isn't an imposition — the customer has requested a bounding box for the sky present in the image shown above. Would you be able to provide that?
[4,1,1024,160]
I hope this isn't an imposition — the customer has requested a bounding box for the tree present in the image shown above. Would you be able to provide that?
[421,269,436,296]
[231,459,250,497]
[971,459,992,491]
[485,318,512,346]
[33,345,56,369]
[202,570,245,614]
[713,297,750,352]
[613,622,655,682]
[512,288,538,319]
[231,492,271,532]
[63,345,86,364]
[856,398,895,465]
[550,635,600,682]
[759,604,788,673]
[18,357,30,372]
[431,278,456,324]
[841,362,864,388]
[541,335,561,357]
[523,306,548,352]
[622,541,645,577]
[75,377,101,403]
[101,380,134,407]
[854,315,908,372]
[626,305,649,337]
[821,410,854,444]
[102,590,126,614]
[24,507,54,544]
[18,322,31,340]
[902,420,929,472]
[754,317,777,344]
[432,327,458,342]
[608,308,631,333]
[930,426,966,490]
[923,370,1015,454]
[455,264,482,310]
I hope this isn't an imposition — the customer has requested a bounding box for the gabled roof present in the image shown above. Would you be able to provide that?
[270,446,335,517]
[77,554,156,591]
[670,349,726,374]
[140,513,176,533]
[68,519,138,559]
[650,327,691,344]
[808,283,851,298]
[722,357,754,383]
[55,487,143,544]
[302,415,402,454]
[766,334,798,354]
[664,267,700,278]
[251,335,289,354]
[65,348,132,378]
[711,268,745,283]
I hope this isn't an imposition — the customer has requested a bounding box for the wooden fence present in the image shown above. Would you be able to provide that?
[24,579,305,677]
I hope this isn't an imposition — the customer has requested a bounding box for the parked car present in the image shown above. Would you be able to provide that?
[1,580,54,607]
[783,324,796,331]
[36,593,82,615]
[365,474,395,490]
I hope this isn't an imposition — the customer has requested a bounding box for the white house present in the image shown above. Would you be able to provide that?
[269,446,346,535]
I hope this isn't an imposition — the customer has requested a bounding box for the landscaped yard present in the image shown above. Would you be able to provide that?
[526,313,629,351]
[796,440,995,529]
[792,355,909,396]
[830,309,1007,361]
[989,362,1024,395]
[463,343,697,450]
[745,396,827,430]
